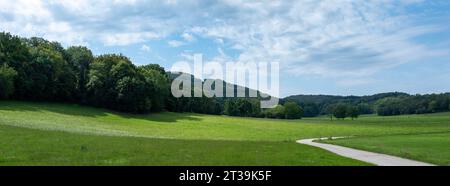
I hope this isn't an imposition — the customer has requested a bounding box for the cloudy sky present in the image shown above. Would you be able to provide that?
[1,0,449,97]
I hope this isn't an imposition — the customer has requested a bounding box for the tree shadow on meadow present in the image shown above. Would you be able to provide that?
[0,101,203,123]
[121,112,204,123]
[0,101,109,117]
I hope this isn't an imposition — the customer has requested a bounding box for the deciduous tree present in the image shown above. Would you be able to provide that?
[284,102,304,119]
[0,64,17,99]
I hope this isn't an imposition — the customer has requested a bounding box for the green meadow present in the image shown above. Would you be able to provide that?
[323,133,450,165]
[1,101,449,165]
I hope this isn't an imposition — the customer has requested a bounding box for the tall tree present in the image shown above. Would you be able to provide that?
[324,104,335,120]
[0,64,18,99]
[139,64,169,112]
[86,54,153,113]
[0,32,31,99]
[236,99,253,117]
[346,106,359,120]
[65,46,94,101]
[333,104,348,119]
[284,102,304,119]
[24,37,76,101]
[265,105,286,119]
[224,99,238,116]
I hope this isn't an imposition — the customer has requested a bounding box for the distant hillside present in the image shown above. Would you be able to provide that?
[168,71,274,100]
[284,92,408,105]
[168,72,450,117]
[166,72,278,116]
[283,92,450,117]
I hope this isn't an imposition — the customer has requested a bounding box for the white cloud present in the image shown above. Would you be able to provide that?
[141,44,151,52]
[180,52,195,61]
[168,40,185,47]
[1,0,448,87]
[214,38,224,44]
[0,0,88,46]
[181,32,195,42]
[189,0,448,84]
[101,32,160,46]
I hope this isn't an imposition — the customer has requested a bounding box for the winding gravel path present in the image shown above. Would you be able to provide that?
[296,137,435,166]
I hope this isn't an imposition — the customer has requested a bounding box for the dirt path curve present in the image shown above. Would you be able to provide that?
[296,137,435,166]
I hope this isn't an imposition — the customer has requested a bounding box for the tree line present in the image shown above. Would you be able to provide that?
[0,32,173,113]
[375,94,450,116]
[0,32,304,119]
[3,32,448,118]
[284,92,450,117]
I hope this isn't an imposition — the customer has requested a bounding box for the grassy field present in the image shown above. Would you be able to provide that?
[323,133,450,165]
[0,124,367,166]
[0,101,449,165]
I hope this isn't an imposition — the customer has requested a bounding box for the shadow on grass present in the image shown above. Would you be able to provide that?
[120,112,203,123]
[0,100,203,123]
[0,101,109,117]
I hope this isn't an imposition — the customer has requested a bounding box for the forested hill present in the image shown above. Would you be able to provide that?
[283,92,409,106]
[168,71,272,99]
[283,92,450,117]
[1,31,449,119]
[1,31,290,119]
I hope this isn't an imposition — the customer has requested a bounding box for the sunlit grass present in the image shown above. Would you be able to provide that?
[324,132,450,165]
[1,101,449,141]
[0,101,449,165]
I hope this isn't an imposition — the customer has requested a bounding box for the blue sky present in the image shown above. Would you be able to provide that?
[1,0,449,97]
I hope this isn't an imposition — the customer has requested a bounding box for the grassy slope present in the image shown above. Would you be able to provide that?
[0,101,449,165]
[0,124,368,166]
[323,133,450,165]
[1,101,449,141]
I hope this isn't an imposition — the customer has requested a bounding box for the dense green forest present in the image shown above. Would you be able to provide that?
[0,32,302,119]
[1,32,450,119]
[284,92,450,117]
